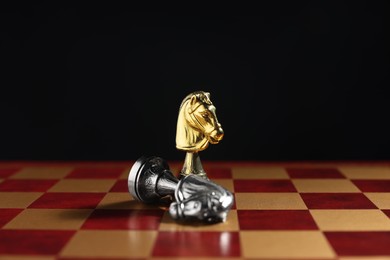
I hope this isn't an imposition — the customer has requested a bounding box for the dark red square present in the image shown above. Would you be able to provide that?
[110,179,128,192]
[383,210,390,219]
[352,180,390,192]
[286,168,345,179]
[66,167,125,179]
[0,179,58,192]
[204,167,232,179]
[29,192,105,209]
[238,210,318,230]
[153,231,240,257]
[325,231,390,255]
[0,168,20,178]
[82,209,163,230]
[0,230,75,255]
[301,193,377,209]
[0,209,23,228]
[234,180,296,192]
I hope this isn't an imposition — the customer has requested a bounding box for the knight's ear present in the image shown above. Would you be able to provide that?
[205,92,210,99]
[190,95,197,106]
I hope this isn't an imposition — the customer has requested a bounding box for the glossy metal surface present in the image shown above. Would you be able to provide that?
[128,156,178,203]
[128,156,234,223]
[169,174,234,223]
[176,91,224,177]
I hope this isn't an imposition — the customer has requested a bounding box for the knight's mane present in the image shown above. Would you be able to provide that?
[179,93,194,109]
[179,91,211,110]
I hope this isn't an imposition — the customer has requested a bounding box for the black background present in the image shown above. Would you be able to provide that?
[1,2,389,161]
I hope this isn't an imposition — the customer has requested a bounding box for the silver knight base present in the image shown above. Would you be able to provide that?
[128,156,234,223]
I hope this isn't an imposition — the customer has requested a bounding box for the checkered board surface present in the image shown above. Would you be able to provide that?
[1,162,390,259]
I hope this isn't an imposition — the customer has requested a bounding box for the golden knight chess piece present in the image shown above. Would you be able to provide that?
[176,91,224,177]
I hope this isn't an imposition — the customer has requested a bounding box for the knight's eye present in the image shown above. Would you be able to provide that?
[201,112,208,118]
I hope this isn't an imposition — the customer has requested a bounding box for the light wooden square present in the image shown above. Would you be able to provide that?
[292,179,360,193]
[0,192,43,208]
[232,167,288,179]
[240,231,335,258]
[3,209,92,230]
[365,193,390,209]
[10,167,73,179]
[212,179,234,192]
[310,209,390,231]
[48,179,116,193]
[339,167,390,179]
[60,230,157,258]
[159,210,239,231]
[235,193,307,209]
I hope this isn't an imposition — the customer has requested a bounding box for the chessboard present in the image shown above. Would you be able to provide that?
[1,161,390,259]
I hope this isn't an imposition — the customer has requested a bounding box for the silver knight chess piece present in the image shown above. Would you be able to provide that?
[128,156,234,223]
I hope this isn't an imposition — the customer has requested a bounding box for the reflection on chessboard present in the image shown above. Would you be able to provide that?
[0,162,390,258]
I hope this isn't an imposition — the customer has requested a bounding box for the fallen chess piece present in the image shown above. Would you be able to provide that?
[128,156,234,223]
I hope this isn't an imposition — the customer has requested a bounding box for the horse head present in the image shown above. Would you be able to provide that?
[176,91,224,152]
